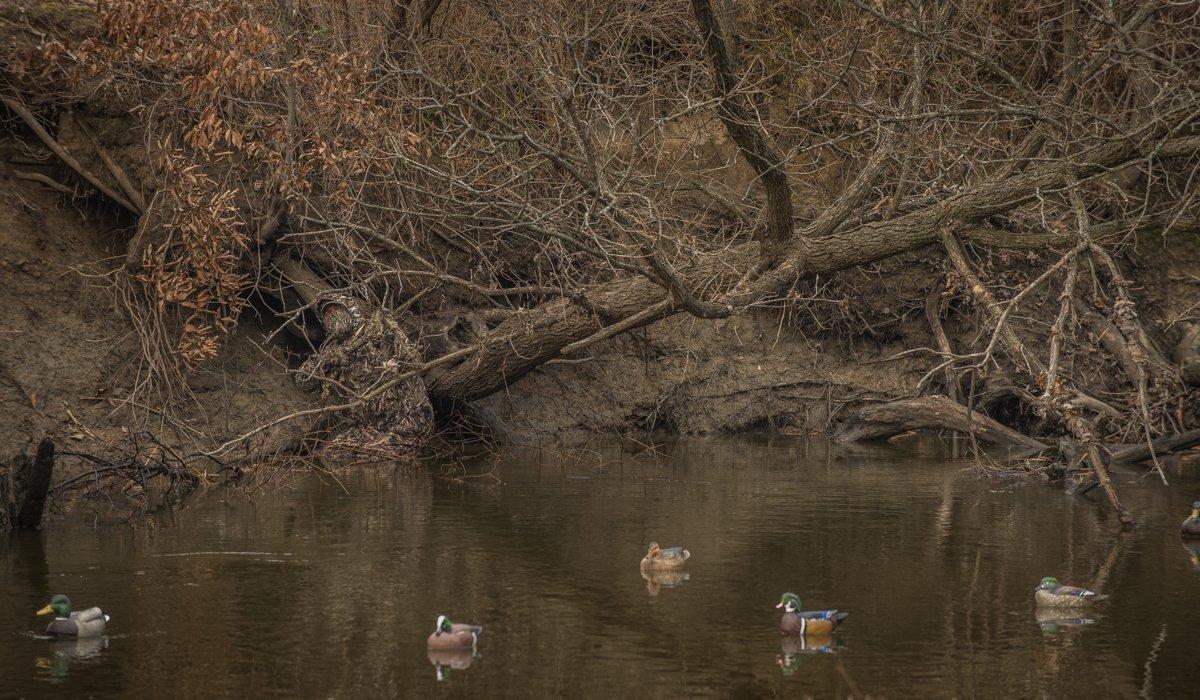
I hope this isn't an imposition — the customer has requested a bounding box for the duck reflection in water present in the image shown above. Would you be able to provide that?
[35,635,108,680]
[1035,608,1097,634]
[776,635,842,676]
[1182,541,1200,571]
[642,569,690,598]
[428,649,478,681]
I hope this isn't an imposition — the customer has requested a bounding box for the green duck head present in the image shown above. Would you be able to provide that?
[434,615,453,636]
[1036,577,1060,592]
[36,594,71,619]
[776,592,802,613]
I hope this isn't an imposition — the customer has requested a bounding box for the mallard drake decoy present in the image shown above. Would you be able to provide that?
[1034,577,1108,608]
[36,595,109,638]
[640,542,690,572]
[427,615,482,651]
[1181,501,1200,539]
[776,592,849,636]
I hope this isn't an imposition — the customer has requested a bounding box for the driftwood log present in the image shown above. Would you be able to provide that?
[1109,428,1200,464]
[834,395,1047,449]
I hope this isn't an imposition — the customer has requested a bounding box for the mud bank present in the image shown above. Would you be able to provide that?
[0,162,312,520]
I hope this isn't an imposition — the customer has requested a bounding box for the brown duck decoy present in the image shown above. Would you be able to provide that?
[640,542,690,573]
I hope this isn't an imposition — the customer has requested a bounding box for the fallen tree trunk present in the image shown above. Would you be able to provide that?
[429,133,1200,403]
[834,395,1047,448]
[1109,428,1200,464]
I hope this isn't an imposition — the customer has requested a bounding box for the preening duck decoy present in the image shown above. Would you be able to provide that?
[427,615,483,651]
[776,592,849,636]
[36,595,109,638]
[1034,577,1108,608]
[640,542,690,572]
[1181,501,1200,539]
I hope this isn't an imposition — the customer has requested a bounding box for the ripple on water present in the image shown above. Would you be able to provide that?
[2,437,1198,697]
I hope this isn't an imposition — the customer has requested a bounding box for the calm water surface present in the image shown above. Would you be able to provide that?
[2,437,1200,698]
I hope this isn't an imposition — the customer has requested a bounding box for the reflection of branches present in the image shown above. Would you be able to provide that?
[53,431,239,513]
[1089,530,1131,593]
[1140,624,1168,699]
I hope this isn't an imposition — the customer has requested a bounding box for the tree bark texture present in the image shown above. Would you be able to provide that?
[833,396,1047,449]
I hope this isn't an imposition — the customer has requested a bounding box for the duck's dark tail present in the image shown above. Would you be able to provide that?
[1091,594,1110,603]
[471,625,484,635]
[833,611,850,623]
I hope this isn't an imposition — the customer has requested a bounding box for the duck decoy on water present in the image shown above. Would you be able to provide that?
[427,615,483,651]
[1181,501,1200,539]
[1034,577,1108,608]
[776,593,849,636]
[36,595,109,638]
[640,542,690,572]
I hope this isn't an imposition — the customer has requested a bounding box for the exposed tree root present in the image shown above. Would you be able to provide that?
[0,96,140,214]
[276,256,433,462]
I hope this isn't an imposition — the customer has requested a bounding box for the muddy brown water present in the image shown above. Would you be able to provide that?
[2,437,1200,698]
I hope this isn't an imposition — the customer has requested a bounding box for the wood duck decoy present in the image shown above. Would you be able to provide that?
[776,593,849,636]
[1034,577,1108,608]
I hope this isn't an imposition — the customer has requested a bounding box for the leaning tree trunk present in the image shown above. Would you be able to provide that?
[428,130,1200,404]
